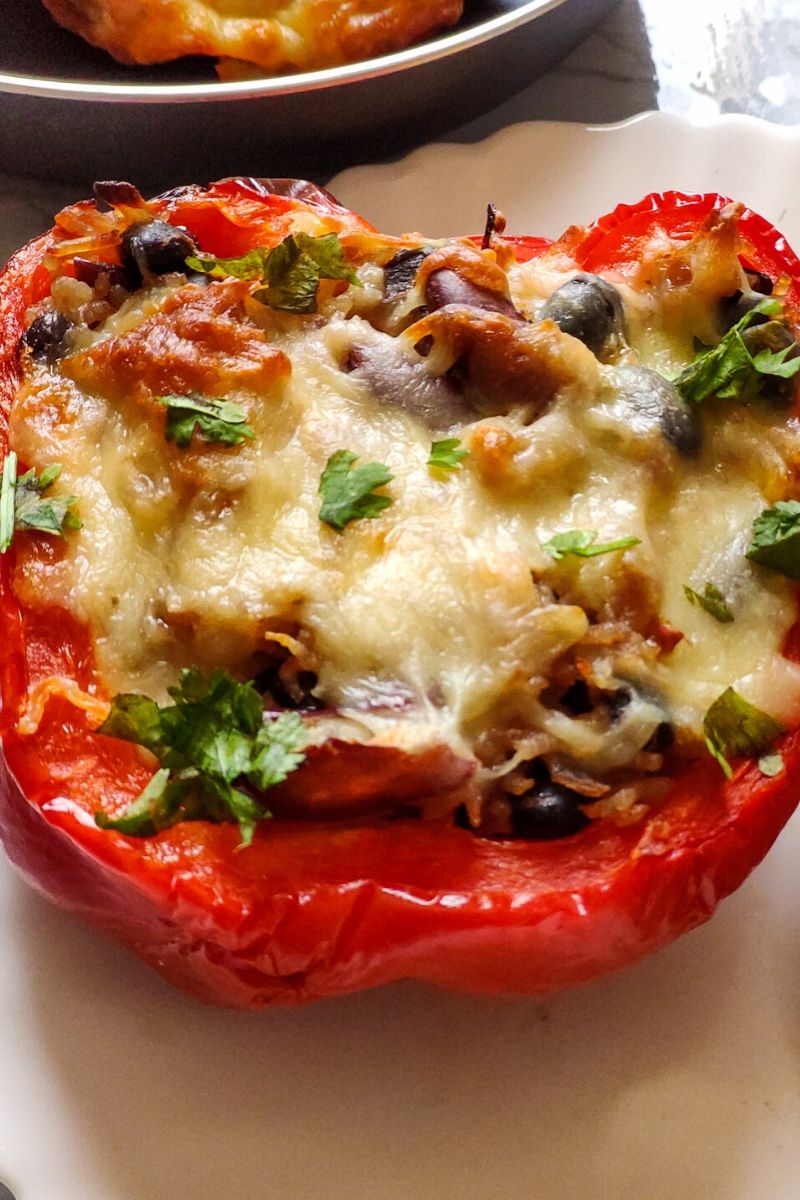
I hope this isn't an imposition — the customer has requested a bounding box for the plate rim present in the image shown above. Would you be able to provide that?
[329,109,800,175]
[327,110,800,241]
[328,110,800,208]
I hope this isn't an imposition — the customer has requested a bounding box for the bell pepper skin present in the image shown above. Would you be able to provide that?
[0,183,799,1008]
[572,189,800,312]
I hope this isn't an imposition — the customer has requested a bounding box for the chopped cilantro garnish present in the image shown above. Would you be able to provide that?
[683,581,734,623]
[0,451,16,552]
[96,768,173,837]
[675,297,800,404]
[158,394,255,448]
[185,247,270,282]
[541,529,641,561]
[428,438,468,472]
[0,453,80,553]
[758,753,784,778]
[186,232,360,314]
[15,464,81,536]
[703,686,785,779]
[95,668,307,846]
[746,500,800,580]
[319,450,393,531]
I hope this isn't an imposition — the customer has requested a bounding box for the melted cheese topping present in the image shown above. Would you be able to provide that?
[10,205,800,806]
[41,0,463,73]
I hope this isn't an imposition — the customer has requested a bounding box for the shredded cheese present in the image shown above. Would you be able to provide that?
[17,676,111,737]
[9,204,800,793]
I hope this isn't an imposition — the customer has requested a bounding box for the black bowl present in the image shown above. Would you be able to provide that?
[0,0,618,191]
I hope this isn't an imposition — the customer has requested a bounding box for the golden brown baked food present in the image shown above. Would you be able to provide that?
[41,0,464,76]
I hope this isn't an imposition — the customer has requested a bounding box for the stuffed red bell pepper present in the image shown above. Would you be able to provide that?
[1,179,799,1008]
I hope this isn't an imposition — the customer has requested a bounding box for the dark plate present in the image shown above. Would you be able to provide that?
[0,0,618,191]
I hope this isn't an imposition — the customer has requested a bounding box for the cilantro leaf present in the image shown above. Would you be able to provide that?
[751,340,800,378]
[0,451,17,552]
[758,753,784,778]
[683,581,734,623]
[746,500,800,580]
[158,394,255,448]
[0,453,81,553]
[95,669,307,845]
[250,712,306,790]
[185,247,271,282]
[253,233,360,313]
[15,465,81,536]
[541,529,641,561]
[703,686,785,779]
[675,297,800,404]
[220,780,267,849]
[99,692,165,754]
[187,232,360,315]
[428,438,468,472]
[95,768,173,837]
[319,450,393,531]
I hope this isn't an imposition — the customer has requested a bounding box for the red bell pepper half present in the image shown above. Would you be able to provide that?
[0,182,798,1008]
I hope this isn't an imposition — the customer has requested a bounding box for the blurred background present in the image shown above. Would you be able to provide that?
[460,0,800,136]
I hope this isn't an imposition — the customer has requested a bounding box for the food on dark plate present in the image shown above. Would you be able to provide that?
[40,0,464,77]
[1,177,800,1007]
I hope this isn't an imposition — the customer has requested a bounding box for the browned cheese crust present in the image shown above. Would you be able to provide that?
[41,0,464,74]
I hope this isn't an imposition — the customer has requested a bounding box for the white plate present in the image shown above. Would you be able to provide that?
[4,111,800,1200]
[330,110,800,242]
